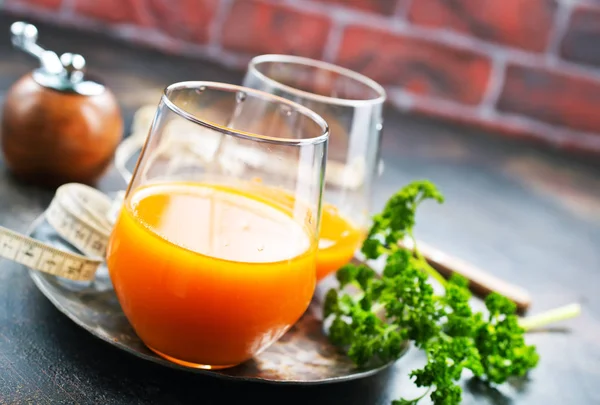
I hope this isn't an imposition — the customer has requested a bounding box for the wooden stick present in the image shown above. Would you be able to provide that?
[408,240,532,314]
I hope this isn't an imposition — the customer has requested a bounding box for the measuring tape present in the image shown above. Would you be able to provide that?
[0,183,123,281]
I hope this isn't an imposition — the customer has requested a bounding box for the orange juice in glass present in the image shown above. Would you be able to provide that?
[106,82,329,369]
[243,55,386,281]
[316,203,365,280]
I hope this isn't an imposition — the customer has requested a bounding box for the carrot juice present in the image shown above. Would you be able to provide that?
[106,181,316,369]
[316,203,364,281]
[231,182,364,281]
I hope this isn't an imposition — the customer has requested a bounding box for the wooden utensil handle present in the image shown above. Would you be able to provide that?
[408,240,532,314]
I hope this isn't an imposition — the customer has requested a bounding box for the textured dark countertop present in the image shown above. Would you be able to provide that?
[0,14,599,405]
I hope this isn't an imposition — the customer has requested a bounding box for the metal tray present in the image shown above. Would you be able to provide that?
[27,216,405,385]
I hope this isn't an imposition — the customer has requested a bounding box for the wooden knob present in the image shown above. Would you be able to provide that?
[1,74,123,188]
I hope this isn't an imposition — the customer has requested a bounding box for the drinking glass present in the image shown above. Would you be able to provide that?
[243,55,386,281]
[106,81,329,369]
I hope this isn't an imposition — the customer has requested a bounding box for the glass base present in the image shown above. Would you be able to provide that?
[148,346,238,370]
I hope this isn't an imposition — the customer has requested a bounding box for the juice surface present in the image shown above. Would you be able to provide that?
[316,203,364,281]
[234,182,363,281]
[107,182,316,368]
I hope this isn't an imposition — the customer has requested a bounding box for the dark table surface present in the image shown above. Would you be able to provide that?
[0,14,599,405]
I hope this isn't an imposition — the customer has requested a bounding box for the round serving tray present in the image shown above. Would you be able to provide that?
[27,215,406,385]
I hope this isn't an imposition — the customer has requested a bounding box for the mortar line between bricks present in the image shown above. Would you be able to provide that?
[389,88,478,117]
[566,0,600,8]
[285,0,351,14]
[279,0,367,24]
[479,55,507,116]
[207,0,234,53]
[495,113,600,150]
[545,0,575,67]
[321,20,345,63]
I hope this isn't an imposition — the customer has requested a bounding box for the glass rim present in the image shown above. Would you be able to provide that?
[248,54,387,107]
[162,81,330,146]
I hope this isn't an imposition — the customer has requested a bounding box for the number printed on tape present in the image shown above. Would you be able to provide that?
[0,232,19,260]
[0,183,118,281]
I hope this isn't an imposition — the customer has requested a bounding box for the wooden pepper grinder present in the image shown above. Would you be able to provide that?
[1,21,123,188]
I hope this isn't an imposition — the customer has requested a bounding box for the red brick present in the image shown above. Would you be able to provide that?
[335,26,492,105]
[74,0,217,43]
[310,0,398,15]
[221,0,331,59]
[497,64,600,134]
[6,0,62,9]
[408,0,558,52]
[74,0,147,25]
[144,0,218,43]
[560,5,600,68]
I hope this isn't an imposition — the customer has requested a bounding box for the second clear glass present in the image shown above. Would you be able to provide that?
[243,55,387,281]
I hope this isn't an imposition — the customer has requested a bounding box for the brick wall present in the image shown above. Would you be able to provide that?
[3,0,600,154]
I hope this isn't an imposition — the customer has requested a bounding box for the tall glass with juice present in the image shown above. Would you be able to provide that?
[243,56,386,280]
[106,82,329,369]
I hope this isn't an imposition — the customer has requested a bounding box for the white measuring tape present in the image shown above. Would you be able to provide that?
[0,184,121,281]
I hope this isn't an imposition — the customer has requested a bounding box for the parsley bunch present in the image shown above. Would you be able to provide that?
[324,181,540,405]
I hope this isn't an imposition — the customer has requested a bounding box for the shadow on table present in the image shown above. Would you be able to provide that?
[466,378,514,405]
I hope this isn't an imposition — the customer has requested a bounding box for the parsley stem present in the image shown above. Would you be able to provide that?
[519,303,581,331]
[418,256,449,289]
[407,232,449,288]
[402,386,432,403]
